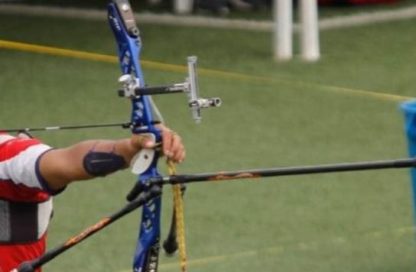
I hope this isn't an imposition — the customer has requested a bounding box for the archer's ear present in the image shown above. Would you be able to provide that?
[17,131,33,139]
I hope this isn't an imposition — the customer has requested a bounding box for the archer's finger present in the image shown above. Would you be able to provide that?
[131,134,156,150]
[161,128,174,158]
[169,132,185,163]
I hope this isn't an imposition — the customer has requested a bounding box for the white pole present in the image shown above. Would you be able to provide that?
[273,0,293,61]
[174,0,193,14]
[299,0,320,61]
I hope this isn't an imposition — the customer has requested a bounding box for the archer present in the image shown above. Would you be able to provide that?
[0,126,185,272]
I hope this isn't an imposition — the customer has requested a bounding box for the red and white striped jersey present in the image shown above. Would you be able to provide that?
[0,134,54,272]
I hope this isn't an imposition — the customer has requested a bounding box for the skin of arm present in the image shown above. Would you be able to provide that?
[38,125,185,191]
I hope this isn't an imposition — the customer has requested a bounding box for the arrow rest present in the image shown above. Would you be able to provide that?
[117,56,222,123]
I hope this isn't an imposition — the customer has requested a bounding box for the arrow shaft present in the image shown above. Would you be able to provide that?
[1,122,131,133]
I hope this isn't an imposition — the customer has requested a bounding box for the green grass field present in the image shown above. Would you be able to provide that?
[1,7,416,272]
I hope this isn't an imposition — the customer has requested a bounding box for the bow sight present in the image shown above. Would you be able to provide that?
[118,56,222,123]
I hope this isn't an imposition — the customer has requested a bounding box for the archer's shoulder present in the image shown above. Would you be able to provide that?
[0,134,50,161]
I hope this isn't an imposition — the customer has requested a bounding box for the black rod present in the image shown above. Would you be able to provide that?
[134,85,184,96]
[16,186,161,272]
[147,157,416,185]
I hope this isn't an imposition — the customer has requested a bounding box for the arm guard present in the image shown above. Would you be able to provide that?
[83,151,127,177]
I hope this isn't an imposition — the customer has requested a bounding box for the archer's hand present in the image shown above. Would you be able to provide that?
[130,124,185,163]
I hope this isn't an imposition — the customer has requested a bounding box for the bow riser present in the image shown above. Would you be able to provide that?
[108,1,222,271]
[108,1,162,271]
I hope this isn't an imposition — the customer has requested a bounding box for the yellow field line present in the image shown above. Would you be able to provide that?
[0,39,412,102]
[116,225,415,272]
[0,39,117,63]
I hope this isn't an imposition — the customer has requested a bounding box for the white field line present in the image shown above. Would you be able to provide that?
[0,4,416,32]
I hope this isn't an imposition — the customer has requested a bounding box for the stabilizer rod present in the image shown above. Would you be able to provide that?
[146,157,416,185]
[16,186,161,272]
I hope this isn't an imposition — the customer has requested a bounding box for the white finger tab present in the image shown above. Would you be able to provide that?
[131,148,155,175]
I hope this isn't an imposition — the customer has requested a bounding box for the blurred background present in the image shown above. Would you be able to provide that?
[1,0,416,271]
[1,0,412,16]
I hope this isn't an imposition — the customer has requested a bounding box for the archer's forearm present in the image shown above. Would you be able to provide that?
[39,139,139,191]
